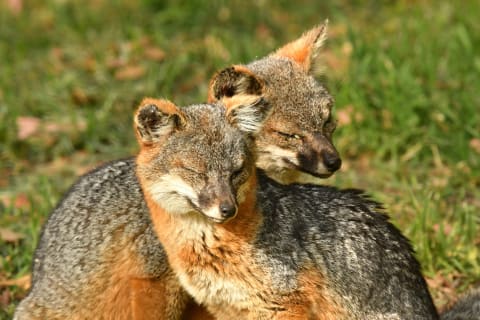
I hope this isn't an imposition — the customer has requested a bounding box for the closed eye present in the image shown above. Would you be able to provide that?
[275,131,302,140]
[183,167,202,175]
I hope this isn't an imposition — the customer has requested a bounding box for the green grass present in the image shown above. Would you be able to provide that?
[1,0,479,317]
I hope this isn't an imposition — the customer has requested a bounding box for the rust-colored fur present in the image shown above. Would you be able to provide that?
[134,98,348,319]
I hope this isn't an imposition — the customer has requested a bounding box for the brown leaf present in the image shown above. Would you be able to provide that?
[45,118,87,134]
[14,193,29,209]
[71,87,89,105]
[337,105,354,126]
[83,57,97,73]
[106,57,127,69]
[0,274,31,291]
[432,223,453,236]
[256,24,272,41]
[0,228,25,243]
[16,117,40,140]
[115,65,145,80]
[469,138,480,154]
[144,47,166,62]
[6,0,22,15]
[0,290,10,308]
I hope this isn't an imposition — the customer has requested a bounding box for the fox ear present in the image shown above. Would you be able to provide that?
[272,20,328,74]
[223,95,271,135]
[134,98,185,146]
[207,65,264,102]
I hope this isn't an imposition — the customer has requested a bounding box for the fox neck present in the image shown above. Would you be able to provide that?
[144,174,261,268]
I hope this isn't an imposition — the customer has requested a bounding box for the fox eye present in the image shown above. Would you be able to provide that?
[276,131,302,140]
[184,167,201,175]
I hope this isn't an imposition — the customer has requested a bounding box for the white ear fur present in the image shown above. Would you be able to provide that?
[224,95,271,135]
[310,20,328,75]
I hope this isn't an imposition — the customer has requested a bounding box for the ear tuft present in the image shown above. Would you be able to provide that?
[134,98,184,145]
[224,94,271,135]
[208,65,264,102]
[272,20,328,74]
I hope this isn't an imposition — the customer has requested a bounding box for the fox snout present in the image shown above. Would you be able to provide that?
[219,201,237,220]
[199,182,238,223]
[299,132,341,177]
[320,149,342,172]
[202,198,238,223]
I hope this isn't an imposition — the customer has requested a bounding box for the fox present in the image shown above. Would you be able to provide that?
[15,23,342,319]
[134,97,439,319]
[441,287,480,320]
[208,21,341,184]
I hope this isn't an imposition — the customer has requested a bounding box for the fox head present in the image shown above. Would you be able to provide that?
[135,96,270,224]
[208,22,341,183]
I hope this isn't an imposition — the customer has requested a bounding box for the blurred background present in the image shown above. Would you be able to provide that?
[0,0,479,317]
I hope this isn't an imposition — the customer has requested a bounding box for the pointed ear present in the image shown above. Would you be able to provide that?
[134,98,185,146]
[223,95,271,135]
[272,20,328,74]
[207,65,264,102]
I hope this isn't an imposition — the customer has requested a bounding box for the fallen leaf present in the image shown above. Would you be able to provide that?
[16,117,40,140]
[6,0,22,15]
[83,56,97,73]
[432,223,453,236]
[0,290,10,308]
[0,228,25,243]
[337,105,354,126]
[115,65,145,80]
[256,24,272,41]
[469,138,480,154]
[425,272,463,310]
[71,87,89,105]
[106,57,127,69]
[0,274,31,291]
[144,47,166,62]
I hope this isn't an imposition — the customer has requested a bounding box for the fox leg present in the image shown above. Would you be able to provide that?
[130,276,188,320]
[182,300,215,320]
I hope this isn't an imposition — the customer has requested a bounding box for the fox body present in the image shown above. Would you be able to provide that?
[14,158,189,319]
[15,24,342,319]
[135,98,438,319]
[441,287,480,320]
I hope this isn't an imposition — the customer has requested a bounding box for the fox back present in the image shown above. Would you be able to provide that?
[136,100,439,319]
[440,287,480,320]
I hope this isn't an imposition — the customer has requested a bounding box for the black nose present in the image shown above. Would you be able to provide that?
[219,202,237,219]
[322,151,342,172]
